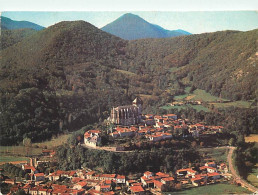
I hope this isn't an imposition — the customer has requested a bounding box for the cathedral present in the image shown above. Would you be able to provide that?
[110,97,143,126]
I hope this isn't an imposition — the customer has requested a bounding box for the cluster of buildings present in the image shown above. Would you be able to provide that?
[176,161,229,187]
[2,158,229,195]
[83,97,223,148]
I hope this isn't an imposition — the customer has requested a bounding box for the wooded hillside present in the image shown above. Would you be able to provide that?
[0,20,257,145]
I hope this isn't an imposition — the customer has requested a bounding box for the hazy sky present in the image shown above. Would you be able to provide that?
[2,11,258,34]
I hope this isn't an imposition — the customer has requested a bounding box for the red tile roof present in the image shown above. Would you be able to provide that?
[76,181,87,187]
[207,172,220,177]
[34,173,44,177]
[144,171,153,176]
[130,185,145,193]
[131,183,142,186]
[161,177,174,181]
[154,180,164,188]
[116,174,125,179]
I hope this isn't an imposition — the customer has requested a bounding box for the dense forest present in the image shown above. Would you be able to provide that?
[0,20,257,145]
[1,28,36,50]
[55,144,200,175]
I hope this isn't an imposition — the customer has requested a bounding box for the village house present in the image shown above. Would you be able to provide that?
[191,177,203,186]
[116,127,135,137]
[161,177,175,185]
[115,174,126,184]
[207,167,217,173]
[207,172,221,180]
[163,114,177,120]
[84,130,102,148]
[205,161,216,168]
[34,173,45,182]
[22,165,37,174]
[144,171,153,178]
[73,181,87,190]
[95,184,111,193]
[176,168,197,178]
[153,180,165,191]
[126,180,137,186]
[143,118,156,126]
[48,172,60,181]
[195,123,205,131]
[38,188,48,195]
[154,115,163,123]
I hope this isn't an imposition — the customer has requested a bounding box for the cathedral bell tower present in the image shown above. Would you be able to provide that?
[132,97,143,116]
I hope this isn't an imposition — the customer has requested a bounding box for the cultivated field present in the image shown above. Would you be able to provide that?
[165,183,251,195]
[245,134,258,143]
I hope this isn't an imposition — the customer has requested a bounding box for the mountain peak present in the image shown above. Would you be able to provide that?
[101,13,191,40]
[120,13,142,19]
[1,16,45,31]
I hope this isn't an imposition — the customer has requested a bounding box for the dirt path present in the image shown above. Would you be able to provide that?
[228,146,258,193]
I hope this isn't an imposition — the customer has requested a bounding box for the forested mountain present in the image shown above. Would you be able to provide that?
[123,30,258,101]
[1,16,45,30]
[1,28,37,50]
[0,20,257,145]
[101,13,191,40]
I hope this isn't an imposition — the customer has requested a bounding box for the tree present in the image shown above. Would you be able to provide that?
[191,141,197,148]
[228,138,235,146]
[25,173,30,180]
[15,189,27,195]
[111,180,116,191]
[15,168,20,176]
[18,170,25,178]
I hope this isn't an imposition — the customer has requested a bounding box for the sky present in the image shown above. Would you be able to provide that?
[1,0,258,34]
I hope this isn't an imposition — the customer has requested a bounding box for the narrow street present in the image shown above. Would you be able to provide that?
[227,146,258,193]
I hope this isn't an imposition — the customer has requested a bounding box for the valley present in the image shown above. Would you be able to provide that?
[0,13,257,195]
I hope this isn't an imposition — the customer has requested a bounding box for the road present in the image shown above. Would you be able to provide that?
[227,146,258,193]
[81,144,132,153]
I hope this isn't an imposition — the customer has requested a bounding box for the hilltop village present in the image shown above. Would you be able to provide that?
[84,97,224,150]
[0,97,233,195]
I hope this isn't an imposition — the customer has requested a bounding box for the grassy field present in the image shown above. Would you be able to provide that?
[211,101,252,109]
[164,183,251,195]
[32,133,71,148]
[198,147,229,162]
[0,156,29,163]
[191,89,226,102]
[0,146,42,156]
[161,104,210,112]
[245,134,258,143]
[169,67,180,73]
[174,94,188,100]
[174,89,224,102]
[245,134,258,187]
[0,133,71,163]
[247,163,258,187]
